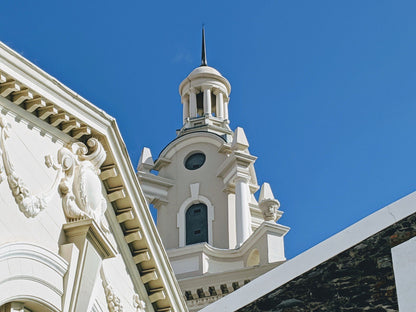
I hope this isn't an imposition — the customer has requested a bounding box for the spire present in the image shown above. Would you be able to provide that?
[201,26,207,66]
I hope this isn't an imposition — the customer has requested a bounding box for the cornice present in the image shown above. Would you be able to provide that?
[137,171,175,188]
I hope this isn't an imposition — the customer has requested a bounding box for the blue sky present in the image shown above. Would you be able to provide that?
[1,1,415,258]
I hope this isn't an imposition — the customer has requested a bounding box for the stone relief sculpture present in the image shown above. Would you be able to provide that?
[100,266,147,312]
[258,182,282,222]
[100,267,124,312]
[260,202,280,221]
[0,116,60,218]
[0,112,110,229]
[47,137,109,232]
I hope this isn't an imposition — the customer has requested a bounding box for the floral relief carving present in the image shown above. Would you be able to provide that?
[47,137,109,231]
[0,116,60,218]
[100,267,124,312]
[133,293,146,312]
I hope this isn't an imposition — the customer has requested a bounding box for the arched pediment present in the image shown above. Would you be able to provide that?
[0,242,68,312]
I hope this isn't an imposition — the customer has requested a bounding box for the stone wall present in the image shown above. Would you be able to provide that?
[238,213,416,312]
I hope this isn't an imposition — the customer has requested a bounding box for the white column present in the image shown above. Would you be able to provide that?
[182,96,189,124]
[216,92,224,119]
[189,89,197,118]
[203,87,211,116]
[235,176,251,246]
[224,100,229,120]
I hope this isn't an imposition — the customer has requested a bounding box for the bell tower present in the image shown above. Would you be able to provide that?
[178,28,232,139]
[137,28,290,311]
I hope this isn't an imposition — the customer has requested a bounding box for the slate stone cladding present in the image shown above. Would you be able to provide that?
[238,213,416,312]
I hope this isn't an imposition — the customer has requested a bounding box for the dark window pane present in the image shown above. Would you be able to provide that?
[184,153,206,170]
[196,92,203,116]
[186,203,208,245]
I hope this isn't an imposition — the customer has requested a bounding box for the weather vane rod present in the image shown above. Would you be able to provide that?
[201,25,207,66]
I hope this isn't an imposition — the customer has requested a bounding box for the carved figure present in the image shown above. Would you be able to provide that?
[48,137,109,231]
[259,199,281,222]
[0,116,60,218]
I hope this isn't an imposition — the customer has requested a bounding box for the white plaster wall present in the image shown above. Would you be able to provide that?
[0,113,66,253]
[204,256,244,274]
[158,137,230,249]
[171,255,200,275]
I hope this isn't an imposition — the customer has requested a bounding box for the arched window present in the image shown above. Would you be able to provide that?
[186,203,208,245]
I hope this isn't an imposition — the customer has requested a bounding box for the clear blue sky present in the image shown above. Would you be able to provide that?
[1,1,415,259]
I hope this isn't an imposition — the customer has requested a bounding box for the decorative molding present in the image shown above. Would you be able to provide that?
[100,267,124,312]
[0,116,60,218]
[47,137,109,231]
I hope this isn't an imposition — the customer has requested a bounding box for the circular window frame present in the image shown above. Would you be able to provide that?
[184,152,206,171]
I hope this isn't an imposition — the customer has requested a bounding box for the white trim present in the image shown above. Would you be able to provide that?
[201,191,416,312]
[177,183,215,247]
[392,236,416,311]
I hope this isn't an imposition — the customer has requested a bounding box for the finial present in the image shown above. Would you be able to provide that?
[201,25,207,66]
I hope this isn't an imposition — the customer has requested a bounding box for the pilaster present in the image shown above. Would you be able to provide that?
[62,218,116,312]
[235,174,252,246]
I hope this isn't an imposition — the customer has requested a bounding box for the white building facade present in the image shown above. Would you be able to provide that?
[0,41,187,312]
[137,32,290,311]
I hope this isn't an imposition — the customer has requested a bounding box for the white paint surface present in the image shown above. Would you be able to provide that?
[392,236,416,311]
[171,256,200,275]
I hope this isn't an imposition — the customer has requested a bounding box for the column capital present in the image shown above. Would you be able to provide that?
[201,85,212,91]
[63,218,116,259]
[234,172,250,184]
[182,94,189,102]
[212,89,220,96]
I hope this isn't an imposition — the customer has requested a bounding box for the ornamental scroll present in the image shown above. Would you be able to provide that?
[46,137,109,232]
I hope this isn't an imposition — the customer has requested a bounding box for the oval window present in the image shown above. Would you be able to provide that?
[184,152,206,170]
